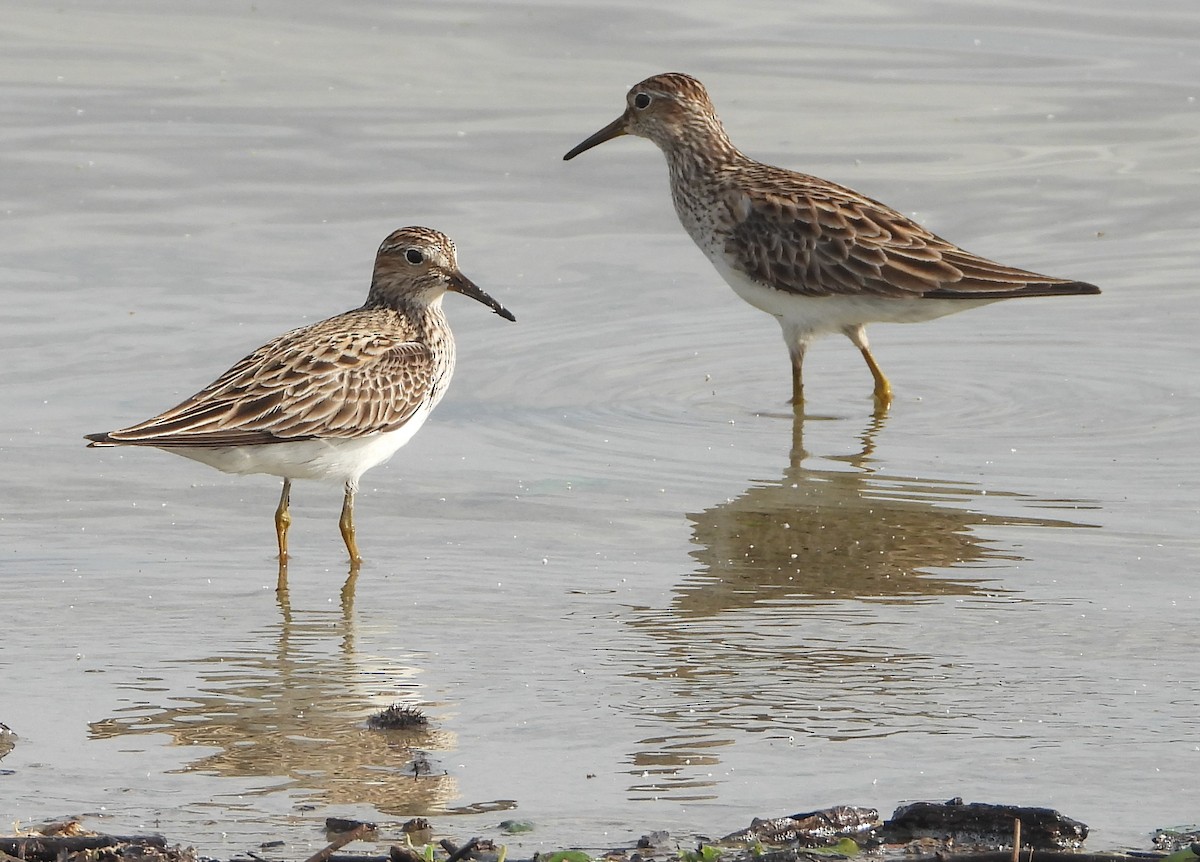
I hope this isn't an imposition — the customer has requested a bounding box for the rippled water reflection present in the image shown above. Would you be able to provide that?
[87,593,470,817]
[680,415,1096,609]
[621,412,1100,798]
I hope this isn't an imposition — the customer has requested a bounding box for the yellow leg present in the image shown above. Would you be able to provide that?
[844,325,892,409]
[788,343,806,407]
[339,482,363,565]
[860,346,893,409]
[274,479,292,563]
[274,479,292,594]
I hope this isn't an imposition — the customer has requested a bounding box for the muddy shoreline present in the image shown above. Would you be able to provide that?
[4,801,1196,862]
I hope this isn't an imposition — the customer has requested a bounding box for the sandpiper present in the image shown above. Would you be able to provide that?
[564,72,1099,409]
[86,226,515,568]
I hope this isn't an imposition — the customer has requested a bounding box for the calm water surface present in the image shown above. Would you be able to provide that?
[2,0,1198,855]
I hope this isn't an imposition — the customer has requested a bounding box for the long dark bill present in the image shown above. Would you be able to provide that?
[449,272,516,322]
[563,113,629,160]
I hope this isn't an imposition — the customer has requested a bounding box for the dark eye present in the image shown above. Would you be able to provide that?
[405,249,424,265]
[633,92,651,109]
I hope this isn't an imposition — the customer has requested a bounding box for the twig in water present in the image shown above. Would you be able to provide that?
[303,824,369,862]
[440,838,480,862]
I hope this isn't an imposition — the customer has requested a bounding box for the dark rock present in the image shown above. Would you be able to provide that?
[1153,829,1200,853]
[883,799,1088,850]
[637,831,670,849]
[366,704,429,730]
[722,806,880,846]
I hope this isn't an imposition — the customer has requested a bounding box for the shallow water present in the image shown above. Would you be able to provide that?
[2,0,1199,856]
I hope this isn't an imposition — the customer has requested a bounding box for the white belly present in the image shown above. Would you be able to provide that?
[171,409,431,485]
[708,250,996,338]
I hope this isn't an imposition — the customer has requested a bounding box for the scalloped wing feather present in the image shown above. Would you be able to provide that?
[723,163,1096,299]
[98,311,435,448]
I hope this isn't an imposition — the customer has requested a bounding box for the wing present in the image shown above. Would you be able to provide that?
[90,311,436,448]
[722,162,1099,299]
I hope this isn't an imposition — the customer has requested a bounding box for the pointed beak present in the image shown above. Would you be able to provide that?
[563,111,630,160]
[448,271,516,322]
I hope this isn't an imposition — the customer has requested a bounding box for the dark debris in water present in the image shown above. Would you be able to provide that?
[365,704,429,731]
[882,798,1089,850]
[0,834,193,862]
[718,799,1089,853]
[1154,829,1200,853]
[722,805,880,846]
[0,721,16,761]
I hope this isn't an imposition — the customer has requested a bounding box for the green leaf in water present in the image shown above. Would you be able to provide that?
[679,845,722,862]
[805,839,860,857]
[541,851,593,862]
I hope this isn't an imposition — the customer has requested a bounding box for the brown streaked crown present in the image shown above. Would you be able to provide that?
[368,225,514,321]
[621,72,739,158]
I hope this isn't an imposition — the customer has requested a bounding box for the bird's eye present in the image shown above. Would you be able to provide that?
[405,249,424,265]
[633,92,651,109]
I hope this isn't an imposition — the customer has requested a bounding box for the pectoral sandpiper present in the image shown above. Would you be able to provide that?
[86,226,515,568]
[564,72,1099,409]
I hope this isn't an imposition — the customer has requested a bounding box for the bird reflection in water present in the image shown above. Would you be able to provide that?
[276,555,361,606]
[623,410,1097,799]
[681,411,1095,612]
[89,584,458,816]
